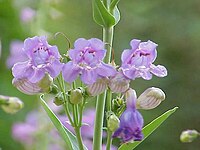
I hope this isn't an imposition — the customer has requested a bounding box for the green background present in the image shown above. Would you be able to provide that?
[0,0,200,149]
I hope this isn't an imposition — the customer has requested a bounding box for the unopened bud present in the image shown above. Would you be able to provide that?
[107,113,120,132]
[0,96,24,114]
[38,74,53,93]
[180,130,199,143]
[70,89,83,104]
[54,92,64,106]
[136,87,165,110]
[112,97,126,117]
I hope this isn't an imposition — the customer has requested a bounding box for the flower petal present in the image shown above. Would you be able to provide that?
[12,61,34,79]
[150,64,167,77]
[96,62,116,77]
[139,40,157,62]
[45,60,63,78]
[62,61,81,83]
[89,38,104,50]
[28,69,45,83]
[122,67,137,80]
[109,72,130,93]
[138,68,153,80]
[130,39,141,51]
[12,78,42,95]
[87,78,108,96]
[81,69,98,85]
[74,38,90,50]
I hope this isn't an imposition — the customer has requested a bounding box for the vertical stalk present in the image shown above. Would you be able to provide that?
[93,26,114,150]
[74,127,84,150]
[106,131,112,150]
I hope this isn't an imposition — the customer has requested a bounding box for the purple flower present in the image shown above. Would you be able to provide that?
[121,39,167,80]
[62,38,116,85]
[113,89,144,143]
[6,40,28,68]
[20,7,36,23]
[12,36,63,83]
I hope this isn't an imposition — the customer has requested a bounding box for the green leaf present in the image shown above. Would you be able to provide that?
[40,95,87,150]
[113,6,120,26]
[92,0,119,27]
[92,0,120,27]
[119,107,178,150]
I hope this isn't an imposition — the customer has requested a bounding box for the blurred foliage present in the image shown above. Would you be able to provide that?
[0,0,200,149]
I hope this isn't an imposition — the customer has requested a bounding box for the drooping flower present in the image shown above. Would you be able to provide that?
[6,40,28,68]
[62,38,116,85]
[113,89,144,143]
[12,36,63,83]
[121,39,167,80]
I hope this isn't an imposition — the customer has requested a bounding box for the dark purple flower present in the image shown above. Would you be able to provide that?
[6,40,28,68]
[113,89,144,143]
[12,36,63,83]
[121,39,167,80]
[62,38,116,85]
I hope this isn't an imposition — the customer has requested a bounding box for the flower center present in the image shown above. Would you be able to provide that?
[32,45,50,67]
[78,47,98,67]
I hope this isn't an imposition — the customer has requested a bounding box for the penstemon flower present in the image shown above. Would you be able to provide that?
[62,38,116,85]
[113,89,144,143]
[12,36,63,83]
[121,39,167,80]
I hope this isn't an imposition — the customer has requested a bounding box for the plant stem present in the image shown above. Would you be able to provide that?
[93,26,114,150]
[74,127,84,150]
[93,92,107,150]
[106,131,113,150]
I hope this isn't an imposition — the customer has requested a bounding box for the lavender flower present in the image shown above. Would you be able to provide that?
[62,38,116,85]
[12,36,63,83]
[121,39,167,80]
[7,40,28,68]
[113,89,144,143]
[20,7,36,23]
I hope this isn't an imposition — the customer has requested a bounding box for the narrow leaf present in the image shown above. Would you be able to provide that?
[40,95,85,150]
[119,107,178,150]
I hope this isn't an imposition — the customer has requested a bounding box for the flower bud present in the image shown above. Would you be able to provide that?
[13,74,53,95]
[107,113,120,132]
[38,74,53,93]
[136,87,165,110]
[53,92,64,106]
[70,89,83,104]
[87,78,108,96]
[0,96,24,114]
[112,97,126,117]
[180,130,199,143]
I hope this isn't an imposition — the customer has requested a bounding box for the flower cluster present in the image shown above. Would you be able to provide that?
[10,35,167,148]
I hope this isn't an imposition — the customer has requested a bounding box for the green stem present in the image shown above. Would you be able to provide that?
[104,27,114,63]
[74,127,84,150]
[93,26,114,150]
[93,92,107,150]
[106,131,113,150]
